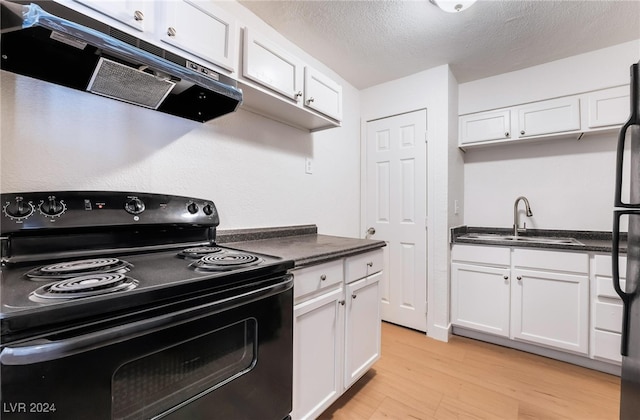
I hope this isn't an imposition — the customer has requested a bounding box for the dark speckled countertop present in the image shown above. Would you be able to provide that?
[451,226,625,253]
[217,225,386,268]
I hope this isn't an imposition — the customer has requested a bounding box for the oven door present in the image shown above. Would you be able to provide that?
[0,275,293,420]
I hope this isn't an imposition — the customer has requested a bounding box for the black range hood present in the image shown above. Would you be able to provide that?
[0,0,243,123]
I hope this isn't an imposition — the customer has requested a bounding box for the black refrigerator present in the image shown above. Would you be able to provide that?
[613,60,640,420]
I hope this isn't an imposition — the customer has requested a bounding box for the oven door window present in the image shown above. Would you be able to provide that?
[112,318,257,420]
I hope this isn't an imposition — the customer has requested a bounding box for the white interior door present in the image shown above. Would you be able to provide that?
[365,110,427,332]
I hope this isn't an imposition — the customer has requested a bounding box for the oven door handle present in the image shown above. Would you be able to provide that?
[1,275,292,366]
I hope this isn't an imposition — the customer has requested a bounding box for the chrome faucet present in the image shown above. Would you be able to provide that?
[513,196,533,236]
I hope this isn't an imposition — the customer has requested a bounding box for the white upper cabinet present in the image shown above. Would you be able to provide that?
[588,85,630,129]
[160,0,236,72]
[304,67,343,121]
[459,109,511,145]
[516,97,580,138]
[459,85,629,148]
[73,0,148,32]
[242,28,303,101]
[239,28,342,131]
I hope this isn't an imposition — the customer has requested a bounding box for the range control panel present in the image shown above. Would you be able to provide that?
[1,191,219,234]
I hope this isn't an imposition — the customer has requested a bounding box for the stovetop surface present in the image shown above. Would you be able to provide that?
[0,245,293,344]
[1,245,292,314]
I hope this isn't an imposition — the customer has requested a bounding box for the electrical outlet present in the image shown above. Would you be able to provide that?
[305,158,313,174]
[454,199,460,215]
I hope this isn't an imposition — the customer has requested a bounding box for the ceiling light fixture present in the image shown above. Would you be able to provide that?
[430,0,477,13]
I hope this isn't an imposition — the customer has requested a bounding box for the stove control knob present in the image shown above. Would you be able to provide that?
[203,204,214,216]
[3,197,35,220]
[39,196,66,217]
[187,202,199,214]
[124,198,145,215]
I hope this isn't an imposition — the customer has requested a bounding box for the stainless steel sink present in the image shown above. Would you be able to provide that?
[459,233,584,245]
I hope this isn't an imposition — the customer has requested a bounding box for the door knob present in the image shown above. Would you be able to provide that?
[367,227,376,235]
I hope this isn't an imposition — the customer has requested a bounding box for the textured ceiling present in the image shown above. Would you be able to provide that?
[238,0,640,89]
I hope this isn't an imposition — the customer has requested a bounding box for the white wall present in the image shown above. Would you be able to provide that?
[0,2,362,237]
[459,40,640,231]
[361,64,464,341]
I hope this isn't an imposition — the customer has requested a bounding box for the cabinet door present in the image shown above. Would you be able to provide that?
[293,287,343,420]
[517,97,580,138]
[459,109,511,145]
[304,67,342,121]
[451,263,511,337]
[344,272,381,389]
[587,85,630,129]
[74,0,147,32]
[243,28,303,101]
[511,269,589,354]
[161,0,236,71]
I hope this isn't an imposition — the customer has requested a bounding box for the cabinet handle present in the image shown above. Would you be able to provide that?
[352,294,357,299]
[339,300,345,306]
[133,10,144,21]
[517,276,522,281]
[167,27,177,37]
[503,275,509,280]
[295,91,303,98]
[367,262,373,267]
[320,274,327,281]
[505,132,510,137]
[520,130,525,135]
[307,97,315,104]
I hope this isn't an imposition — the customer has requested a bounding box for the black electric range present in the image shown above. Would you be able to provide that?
[0,191,294,420]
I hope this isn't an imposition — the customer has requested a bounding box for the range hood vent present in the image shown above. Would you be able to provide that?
[0,0,243,123]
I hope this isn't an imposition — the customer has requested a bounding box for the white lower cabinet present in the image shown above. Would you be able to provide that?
[344,271,381,388]
[511,268,589,354]
[293,286,343,420]
[451,245,511,337]
[451,245,589,355]
[292,250,382,420]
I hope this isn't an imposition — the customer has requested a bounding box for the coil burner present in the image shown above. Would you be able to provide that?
[29,273,139,303]
[25,258,132,281]
[190,253,262,272]
[177,246,223,259]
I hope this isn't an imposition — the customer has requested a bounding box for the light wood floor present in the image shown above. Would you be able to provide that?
[319,322,620,419]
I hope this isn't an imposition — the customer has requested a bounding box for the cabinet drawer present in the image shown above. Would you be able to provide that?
[594,253,627,278]
[345,249,384,283]
[293,260,344,301]
[596,277,625,300]
[451,244,510,266]
[594,329,622,363]
[513,248,587,274]
[595,301,623,333]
